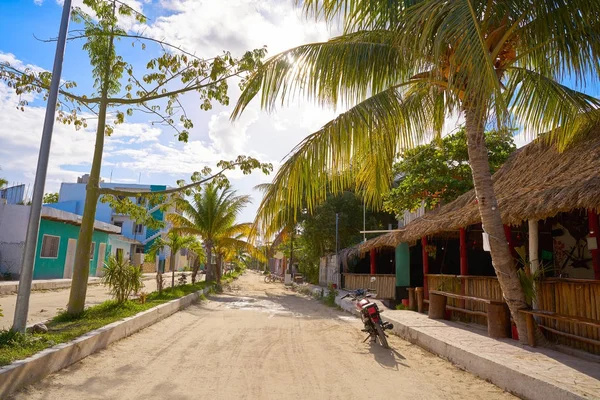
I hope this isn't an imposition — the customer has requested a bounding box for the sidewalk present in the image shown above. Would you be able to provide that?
[0,277,102,295]
[298,283,600,400]
[0,272,192,295]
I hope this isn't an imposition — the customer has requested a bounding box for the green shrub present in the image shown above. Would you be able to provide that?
[395,304,407,310]
[323,284,338,307]
[101,256,144,303]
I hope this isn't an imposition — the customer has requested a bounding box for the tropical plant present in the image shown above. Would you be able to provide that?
[101,255,143,304]
[1,0,270,318]
[147,230,197,289]
[42,193,59,204]
[168,183,255,287]
[232,0,600,341]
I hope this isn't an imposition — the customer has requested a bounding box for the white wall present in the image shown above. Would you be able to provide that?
[0,204,30,277]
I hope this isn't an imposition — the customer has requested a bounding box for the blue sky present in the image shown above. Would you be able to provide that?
[1,0,599,225]
[0,0,336,223]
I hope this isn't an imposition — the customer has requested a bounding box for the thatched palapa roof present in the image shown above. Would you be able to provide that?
[356,127,600,255]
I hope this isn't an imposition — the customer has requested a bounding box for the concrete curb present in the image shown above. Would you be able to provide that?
[0,285,213,398]
[295,283,589,400]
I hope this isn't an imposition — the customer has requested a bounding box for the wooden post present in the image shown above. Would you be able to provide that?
[370,249,376,275]
[415,287,424,313]
[407,288,416,311]
[459,228,468,309]
[422,237,429,299]
[588,210,600,280]
[525,313,536,347]
[528,219,539,310]
[428,292,447,319]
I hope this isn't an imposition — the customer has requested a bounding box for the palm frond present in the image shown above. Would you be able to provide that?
[505,67,600,147]
[232,33,413,119]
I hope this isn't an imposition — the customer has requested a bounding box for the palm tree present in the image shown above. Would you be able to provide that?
[232,0,600,341]
[147,230,197,289]
[168,183,252,286]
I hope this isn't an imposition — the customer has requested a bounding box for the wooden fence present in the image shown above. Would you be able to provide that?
[426,274,600,354]
[343,274,396,299]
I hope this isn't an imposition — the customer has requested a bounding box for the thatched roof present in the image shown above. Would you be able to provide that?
[358,128,600,254]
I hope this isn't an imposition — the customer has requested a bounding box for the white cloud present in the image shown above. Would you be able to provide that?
[139,0,331,58]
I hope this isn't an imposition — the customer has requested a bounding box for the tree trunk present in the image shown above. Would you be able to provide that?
[66,11,115,316]
[191,255,199,284]
[170,250,176,288]
[216,253,223,284]
[66,99,109,316]
[464,107,530,343]
[205,242,214,282]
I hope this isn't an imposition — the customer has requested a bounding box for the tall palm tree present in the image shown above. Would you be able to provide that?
[168,183,252,286]
[233,0,600,340]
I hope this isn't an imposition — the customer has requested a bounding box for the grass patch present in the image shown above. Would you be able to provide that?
[0,280,212,366]
[395,304,408,310]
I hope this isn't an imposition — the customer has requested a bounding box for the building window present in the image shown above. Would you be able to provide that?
[113,221,123,229]
[116,248,124,262]
[134,224,143,234]
[40,235,60,258]
[90,242,96,260]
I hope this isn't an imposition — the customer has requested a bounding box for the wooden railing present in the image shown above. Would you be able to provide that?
[426,274,600,354]
[537,278,600,354]
[342,274,396,299]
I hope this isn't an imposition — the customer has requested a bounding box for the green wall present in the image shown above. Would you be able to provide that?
[395,242,410,287]
[33,219,109,279]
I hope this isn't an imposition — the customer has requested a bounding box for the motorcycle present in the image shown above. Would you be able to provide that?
[342,288,393,349]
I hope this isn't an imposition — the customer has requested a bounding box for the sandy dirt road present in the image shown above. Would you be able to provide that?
[11,272,515,400]
[0,273,197,329]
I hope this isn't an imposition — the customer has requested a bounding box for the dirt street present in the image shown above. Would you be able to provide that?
[11,272,515,400]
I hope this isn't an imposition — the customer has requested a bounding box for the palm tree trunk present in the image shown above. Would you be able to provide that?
[464,106,529,343]
[171,250,176,288]
[216,253,223,284]
[191,254,199,284]
[206,242,214,282]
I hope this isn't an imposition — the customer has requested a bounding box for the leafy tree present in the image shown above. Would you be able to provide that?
[0,0,270,316]
[383,127,515,216]
[270,191,393,284]
[232,0,600,340]
[42,193,59,204]
[167,182,252,287]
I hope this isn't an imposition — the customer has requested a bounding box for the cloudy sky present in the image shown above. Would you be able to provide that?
[0,0,342,222]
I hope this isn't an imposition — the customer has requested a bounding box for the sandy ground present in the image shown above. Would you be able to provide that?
[10,272,515,400]
[0,273,198,329]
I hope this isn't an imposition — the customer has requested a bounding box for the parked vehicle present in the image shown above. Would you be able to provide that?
[342,289,393,349]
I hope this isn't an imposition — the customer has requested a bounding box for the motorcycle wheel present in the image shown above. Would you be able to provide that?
[376,323,389,349]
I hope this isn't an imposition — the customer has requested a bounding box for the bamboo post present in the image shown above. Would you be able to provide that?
[370,249,376,275]
[422,237,429,299]
[588,210,600,280]
[416,287,424,313]
[459,228,469,310]
[525,313,536,347]
[407,288,416,311]
[528,219,540,310]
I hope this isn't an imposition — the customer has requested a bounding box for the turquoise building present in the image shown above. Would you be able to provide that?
[32,207,121,279]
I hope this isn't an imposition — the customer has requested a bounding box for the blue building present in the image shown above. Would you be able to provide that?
[47,175,171,267]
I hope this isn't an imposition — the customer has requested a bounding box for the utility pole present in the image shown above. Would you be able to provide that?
[289,227,294,279]
[363,202,366,242]
[13,0,72,332]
